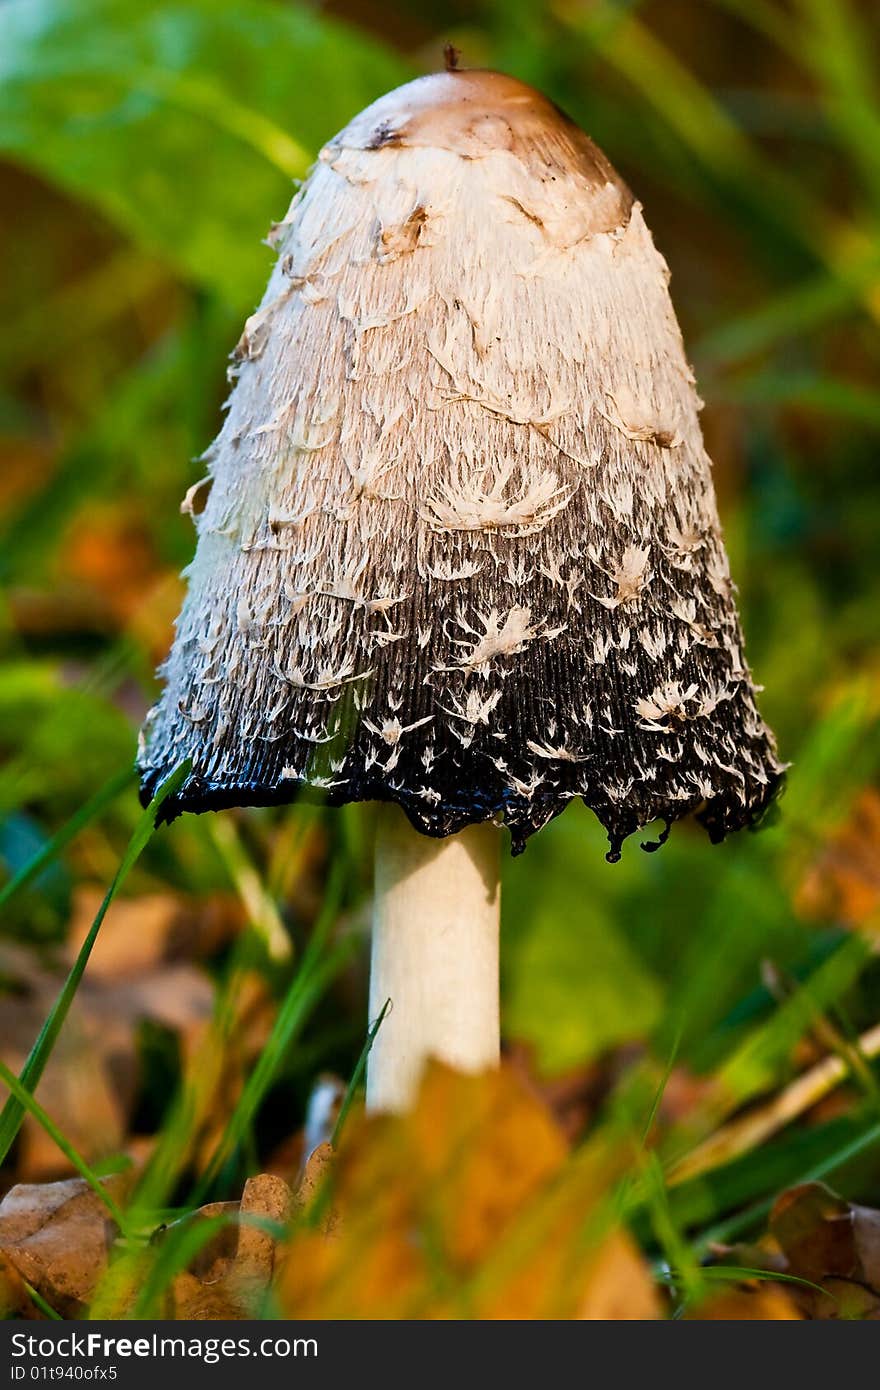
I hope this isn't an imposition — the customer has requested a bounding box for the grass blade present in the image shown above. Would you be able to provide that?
[332,996,391,1147]
[207,814,291,962]
[641,1027,683,1148]
[133,1211,285,1319]
[693,1264,832,1299]
[0,760,189,1164]
[693,1112,880,1253]
[0,1058,127,1230]
[22,1281,62,1320]
[0,764,134,910]
[198,942,355,1197]
[183,856,352,1202]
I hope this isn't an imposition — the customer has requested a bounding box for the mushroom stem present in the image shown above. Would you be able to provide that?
[366,806,500,1112]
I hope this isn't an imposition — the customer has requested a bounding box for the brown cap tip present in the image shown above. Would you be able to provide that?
[326,69,631,195]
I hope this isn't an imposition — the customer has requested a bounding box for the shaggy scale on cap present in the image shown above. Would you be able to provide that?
[139,70,784,858]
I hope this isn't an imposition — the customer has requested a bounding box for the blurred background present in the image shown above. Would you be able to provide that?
[1,0,880,1309]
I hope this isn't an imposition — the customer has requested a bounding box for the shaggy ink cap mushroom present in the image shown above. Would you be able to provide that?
[139,69,785,859]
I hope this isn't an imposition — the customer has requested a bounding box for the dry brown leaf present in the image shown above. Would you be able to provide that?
[0,972,131,1180]
[657,1063,721,1126]
[295,1141,334,1213]
[0,894,242,1181]
[771,1182,859,1282]
[0,1250,38,1320]
[506,1040,612,1142]
[0,1175,131,1317]
[11,504,169,649]
[226,1173,292,1314]
[411,1059,567,1268]
[153,1173,294,1318]
[0,1167,294,1321]
[161,1202,240,1285]
[768,1180,880,1317]
[708,1181,880,1320]
[65,889,240,978]
[165,1271,243,1321]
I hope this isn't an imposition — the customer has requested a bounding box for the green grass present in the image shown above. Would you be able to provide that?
[0,761,190,1166]
[0,0,879,1319]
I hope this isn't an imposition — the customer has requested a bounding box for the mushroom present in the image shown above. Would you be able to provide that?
[139,68,784,1112]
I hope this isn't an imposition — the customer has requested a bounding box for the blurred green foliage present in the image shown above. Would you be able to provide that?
[1,0,879,1255]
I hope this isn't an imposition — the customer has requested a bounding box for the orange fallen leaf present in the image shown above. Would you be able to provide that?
[277,1060,657,1320]
[577,1230,663,1320]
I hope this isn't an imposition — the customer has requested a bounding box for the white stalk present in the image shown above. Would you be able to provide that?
[366,806,500,1113]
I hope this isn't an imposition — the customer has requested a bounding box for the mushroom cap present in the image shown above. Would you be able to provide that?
[333,69,628,184]
[139,69,784,857]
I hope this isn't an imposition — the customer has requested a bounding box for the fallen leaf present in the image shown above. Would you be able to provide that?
[226,1173,292,1313]
[166,1270,242,1321]
[277,1060,656,1319]
[65,889,240,979]
[577,1230,662,1320]
[0,892,242,1181]
[0,1166,294,1321]
[506,1040,615,1142]
[769,1181,880,1317]
[295,1142,334,1213]
[710,1180,880,1319]
[770,1182,859,1282]
[0,956,134,1180]
[156,1173,293,1318]
[160,1202,240,1285]
[0,1250,38,1319]
[0,1174,130,1317]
